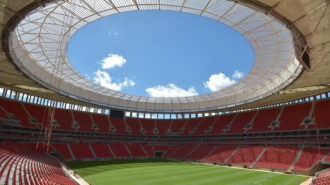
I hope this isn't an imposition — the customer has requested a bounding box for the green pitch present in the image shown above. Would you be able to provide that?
[67,159,308,185]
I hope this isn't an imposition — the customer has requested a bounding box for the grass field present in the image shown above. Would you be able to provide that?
[67,159,308,185]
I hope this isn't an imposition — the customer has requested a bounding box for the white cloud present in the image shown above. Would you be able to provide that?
[204,73,236,92]
[232,70,244,79]
[101,54,126,69]
[204,70,245,92]
[146,84,198,97]
[94,70,135,91]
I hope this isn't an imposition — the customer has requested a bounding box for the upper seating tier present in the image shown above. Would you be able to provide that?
[227,111,257,133]
[1,97,330,136]
[92,114,110,132]
[73,112,93,132]
[249,108,281,132]
[275,103,311,131]
[207,115,235,134]
[139,119,156,135]
[313,99,330,129]
[156,120,171,135]
[0,98,33,127]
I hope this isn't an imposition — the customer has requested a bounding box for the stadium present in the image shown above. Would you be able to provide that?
[0,0,329,185]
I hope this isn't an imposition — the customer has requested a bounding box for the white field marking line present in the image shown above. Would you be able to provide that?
[254,179,267,185]
[190,162,311,177]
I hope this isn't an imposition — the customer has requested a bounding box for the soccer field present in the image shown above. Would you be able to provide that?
[67,159,308,185]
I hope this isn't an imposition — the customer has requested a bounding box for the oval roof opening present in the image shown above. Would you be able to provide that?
[67,10,254,97]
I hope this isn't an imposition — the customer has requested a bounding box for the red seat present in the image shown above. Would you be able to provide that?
[227,145,264,165]
[207,115,235,134]
[313,99,330,129]
[0,141,78,185]
[139,119,155,135]
[91,114,110,132]
[255,145,299,169]
[52,143,73,159]
[163,146,179,158]
[154,145,170,153]
[73,111,93,131]
[181,119,201,135]
[170,119,186,133]
[249,108,281,132]
[126,144,147,157]
[0,104,8,119]
[110,118,127,134]
[70,143,94,159]
[293,147,329,171]
[110,144,130,157]
[275,103,311,131]
[142,145,154,157]
[323,155,330,162]
[125,118,141,135]
[192,117,217,135]
[169,144,197,158]
[228,111,256,133]
[312,169,330,185]
[91,143,114,158]
[186,145,215,160]
[23,103,50,127]
[53,109,74,131]
[156,120,171,135]
[0,98,33,127]
[203,145,237,163]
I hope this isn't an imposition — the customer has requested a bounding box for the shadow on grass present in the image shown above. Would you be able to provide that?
[66,159,189,176]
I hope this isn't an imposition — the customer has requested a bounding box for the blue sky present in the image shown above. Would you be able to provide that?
[67,10,253,97]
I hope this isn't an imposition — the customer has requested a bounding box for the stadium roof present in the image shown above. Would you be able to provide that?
[1,0,329,113]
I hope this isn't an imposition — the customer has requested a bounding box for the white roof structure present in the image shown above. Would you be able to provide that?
[8,0,303,112]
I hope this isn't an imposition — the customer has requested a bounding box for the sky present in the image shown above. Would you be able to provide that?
[67,10,253,98]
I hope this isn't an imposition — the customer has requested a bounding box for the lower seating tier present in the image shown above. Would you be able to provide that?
[255,146,299,169]
[2,140,329,184]
[312,169,330,185]
[0,141,77,185]
[90,144,330,172]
